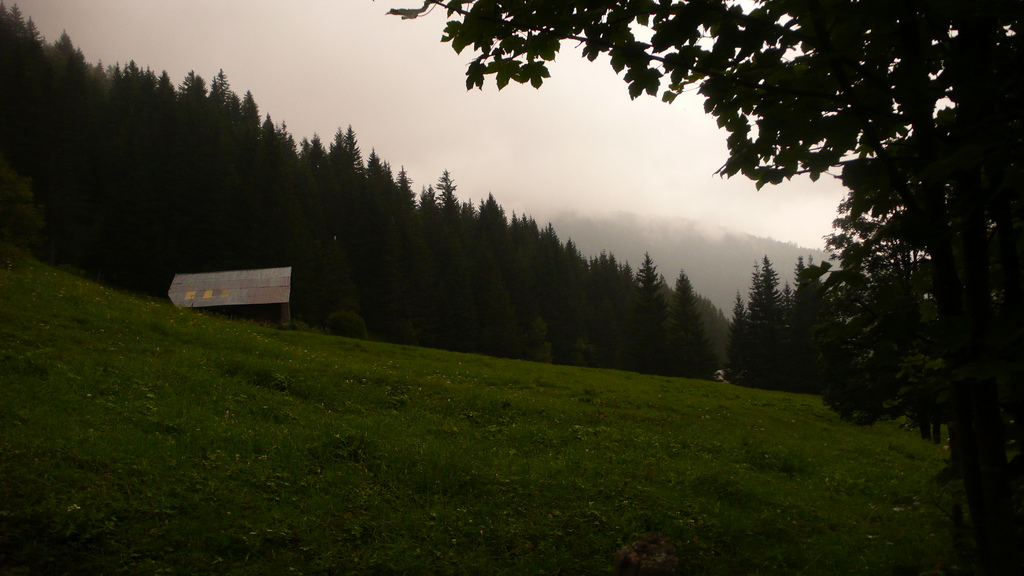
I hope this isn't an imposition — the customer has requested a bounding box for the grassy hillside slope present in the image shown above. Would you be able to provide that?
[1,260,954,575]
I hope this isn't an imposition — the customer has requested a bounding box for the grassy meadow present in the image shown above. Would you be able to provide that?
[1,260,956,575]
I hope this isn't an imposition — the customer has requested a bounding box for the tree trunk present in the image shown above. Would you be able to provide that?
[942,208,1020,575]
[917,417,931,442]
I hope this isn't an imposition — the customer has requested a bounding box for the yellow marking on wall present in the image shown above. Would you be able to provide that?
[185,291,196,300]
[203,290,214,298]
[221,289,231,297]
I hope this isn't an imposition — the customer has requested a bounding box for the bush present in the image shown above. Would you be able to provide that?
[0,154,44,260]
[327,310,368,339]
[0,156,42,246]
[284,318,322,333]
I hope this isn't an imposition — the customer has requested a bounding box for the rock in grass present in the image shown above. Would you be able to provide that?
[612,533,677,576]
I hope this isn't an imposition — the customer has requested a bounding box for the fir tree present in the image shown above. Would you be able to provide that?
[240,91,260,129]
[786,256,823,394]
[584,251,633,369]
[337,125,363,174]
[395,167,416,212]
[694,294,729,368]
[209,69,240,115]
[666,269,717,379]
[725,292,749,383]
[626,253,669,375]
[743,256,786,390]
[436,170,459,222]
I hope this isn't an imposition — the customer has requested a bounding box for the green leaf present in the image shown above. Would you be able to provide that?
[523,62,551,88]
[466,59,486,90]
[496,69,511,90]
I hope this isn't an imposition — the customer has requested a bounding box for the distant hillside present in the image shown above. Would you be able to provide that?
[549,211,832,312]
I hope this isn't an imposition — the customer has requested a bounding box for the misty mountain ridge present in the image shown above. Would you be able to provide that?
[548,211,832,312]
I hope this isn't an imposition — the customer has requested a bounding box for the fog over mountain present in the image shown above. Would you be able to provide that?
[549,211,833,313]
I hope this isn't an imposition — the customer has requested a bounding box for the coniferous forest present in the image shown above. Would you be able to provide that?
[0,6,739,377]
[0,5,832,392]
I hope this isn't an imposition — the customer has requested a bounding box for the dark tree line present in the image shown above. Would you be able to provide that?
[725,255,823,395]
[0,5,724,377]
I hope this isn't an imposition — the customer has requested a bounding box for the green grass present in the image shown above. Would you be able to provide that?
[1,259,955,575]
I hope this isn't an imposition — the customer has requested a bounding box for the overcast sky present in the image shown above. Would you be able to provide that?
[17,0,847,249]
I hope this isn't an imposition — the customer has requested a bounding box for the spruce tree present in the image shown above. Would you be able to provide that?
[240,91,260,128]
[694,295,729,369]
[725,292,749,384]
[786,256,823,394]
[396,167,416,212]
[584,251,633,369]
[209,69,240,115]
[533,226,587,365]
[473,252,520,358]
[420,171,476,351]
[666,269,717,379]
[744,256,786,390]
[436,170,459,222]
[626,253,669,375]
[338,125,363,174]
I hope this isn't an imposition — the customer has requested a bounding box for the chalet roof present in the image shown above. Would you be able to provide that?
[168,267,291,309]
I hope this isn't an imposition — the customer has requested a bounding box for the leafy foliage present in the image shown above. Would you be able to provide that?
[818,199,943,437]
